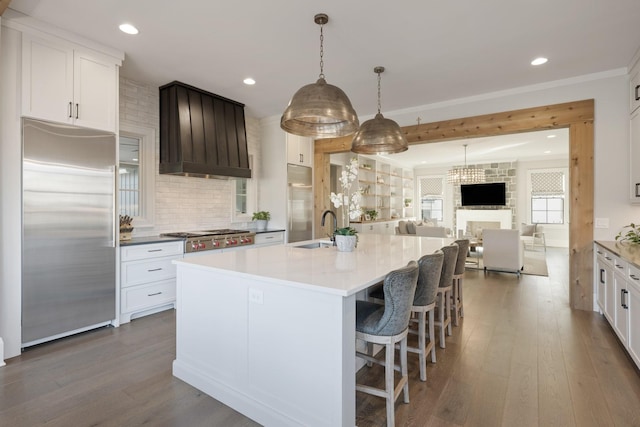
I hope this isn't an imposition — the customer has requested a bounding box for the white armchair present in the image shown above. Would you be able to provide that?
[482,229,524,276]
[520,224,546,251]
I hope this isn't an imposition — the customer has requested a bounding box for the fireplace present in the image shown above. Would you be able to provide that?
[456,209,512,238]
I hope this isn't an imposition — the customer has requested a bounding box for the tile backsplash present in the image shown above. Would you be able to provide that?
[120,77,261,236]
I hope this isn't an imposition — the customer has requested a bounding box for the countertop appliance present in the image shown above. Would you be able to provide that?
[287,164,313,243]
[22,118,117,347]
[161,229,256,255]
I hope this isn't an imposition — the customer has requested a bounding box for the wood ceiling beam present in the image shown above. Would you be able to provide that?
[315,99,594,154]
[0,0,12,16]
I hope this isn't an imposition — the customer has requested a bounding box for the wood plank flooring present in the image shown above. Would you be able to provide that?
[2,248,640,426]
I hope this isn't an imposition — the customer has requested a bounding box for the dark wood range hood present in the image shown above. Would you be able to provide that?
[159,81,251,178]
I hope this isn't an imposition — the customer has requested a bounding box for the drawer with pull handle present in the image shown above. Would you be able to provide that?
[120,241,183,261]
[628,263,640,293]
[121,255,179,288]
[122,280,176,313]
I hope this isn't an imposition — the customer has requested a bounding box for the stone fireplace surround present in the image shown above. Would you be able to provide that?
[456,209,512,238]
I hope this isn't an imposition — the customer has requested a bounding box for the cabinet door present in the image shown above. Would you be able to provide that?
[595,254,607,312]
[614,271,629,346]
[627,283,640,368]
[22,35,74,125]
[604,255,615,323]
[631,109,640,203]
[286,134,313,167]
[73,50,117,132]
[631,61,640,114]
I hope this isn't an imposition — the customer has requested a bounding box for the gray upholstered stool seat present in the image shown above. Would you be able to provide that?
[356,261,419,427]
[451,239,470,326]
[434,243,458,348]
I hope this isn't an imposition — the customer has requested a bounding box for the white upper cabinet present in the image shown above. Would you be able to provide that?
[631,58,640,114]
[286,133,313,167]
[22,34,118,132]
[630,108,640,202]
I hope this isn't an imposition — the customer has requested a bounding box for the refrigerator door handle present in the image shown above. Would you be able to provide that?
[110,165,116,248]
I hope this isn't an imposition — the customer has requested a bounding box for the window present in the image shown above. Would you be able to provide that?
[119,136,140,217]
[118,124,155,227]
[418,176,444,222]
[529,170,565,224]
[532,197,564,224]
[421,198,443,221]
[232,155,255,221]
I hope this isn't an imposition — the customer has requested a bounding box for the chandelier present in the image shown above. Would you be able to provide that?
[280,13,359,138]
[351,66,408,154]
[447,144,485,184]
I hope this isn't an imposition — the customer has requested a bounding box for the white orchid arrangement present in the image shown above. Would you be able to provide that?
[330,158,362,235]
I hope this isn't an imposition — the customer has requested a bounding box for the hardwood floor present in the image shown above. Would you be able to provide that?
[1,247,639,426]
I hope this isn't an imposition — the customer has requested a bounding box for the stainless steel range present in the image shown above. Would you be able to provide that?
[162,229,256,254]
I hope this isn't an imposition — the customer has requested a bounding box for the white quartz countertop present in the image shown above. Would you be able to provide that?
[175,234,454,297]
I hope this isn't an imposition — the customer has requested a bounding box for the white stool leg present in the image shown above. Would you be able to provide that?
[418,311,426,381]
[428,309,436,363]
[439,291,446,348]
[385,342,395,427]
[400,336,409,403]
[446,289,452,336]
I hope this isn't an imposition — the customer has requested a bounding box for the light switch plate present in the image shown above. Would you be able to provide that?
[595,218,609,228]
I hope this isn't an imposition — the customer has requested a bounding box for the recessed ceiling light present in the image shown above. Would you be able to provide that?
[243,78,256,85]
[547,134,556,138]
[531,57,548,66]
[544,150,552,154]
[119,23,139,35]
[132,158,138,162]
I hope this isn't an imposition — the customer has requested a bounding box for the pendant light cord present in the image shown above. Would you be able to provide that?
[319,24,325,79]
[377,71,382,114]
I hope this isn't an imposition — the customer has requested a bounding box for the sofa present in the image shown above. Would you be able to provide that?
[482,228,524,276]
[396,220,451,238]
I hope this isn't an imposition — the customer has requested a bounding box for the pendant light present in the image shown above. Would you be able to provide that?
[351,66,408,154]
[447,144,486,184]
[280,13,359,138]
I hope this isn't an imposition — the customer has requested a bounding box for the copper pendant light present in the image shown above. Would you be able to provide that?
[351,66,408,154]
[280,13,359,139]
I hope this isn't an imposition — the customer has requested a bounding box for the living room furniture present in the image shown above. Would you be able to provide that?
[482,229,524,276]
[520,223,547,251]
[355,261,419,427]
[396,220,451,237]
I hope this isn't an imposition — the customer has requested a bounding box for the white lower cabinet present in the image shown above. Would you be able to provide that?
[594,242,640,370]
[254,231,285,248]
[352,220,398,235]
[120,241,183,323]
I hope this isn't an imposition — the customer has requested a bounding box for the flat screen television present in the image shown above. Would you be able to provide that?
[460,182,506,206]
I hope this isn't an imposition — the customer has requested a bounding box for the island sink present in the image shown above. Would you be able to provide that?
[292,241,333,249]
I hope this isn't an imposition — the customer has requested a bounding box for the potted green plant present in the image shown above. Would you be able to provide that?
[404,198,412,207]
[616,223,640,244]
[252,211,271,231]
[365,209,378,221]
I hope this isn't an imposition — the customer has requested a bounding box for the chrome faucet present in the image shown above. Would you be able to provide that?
[320,210,338,245]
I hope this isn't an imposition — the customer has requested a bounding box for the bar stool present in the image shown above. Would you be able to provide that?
[356,261,419,427]
[407,251,443,381]
[434,243,458,348]
[451,239,470,326]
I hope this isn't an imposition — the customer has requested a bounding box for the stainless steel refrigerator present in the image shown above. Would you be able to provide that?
[287,164,313,243]
[22,118,117,347]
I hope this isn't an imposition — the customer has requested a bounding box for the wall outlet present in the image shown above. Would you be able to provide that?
[595,218,609,228]
[249,288,263,305]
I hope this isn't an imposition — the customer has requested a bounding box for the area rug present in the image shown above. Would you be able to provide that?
[465,248,549,277]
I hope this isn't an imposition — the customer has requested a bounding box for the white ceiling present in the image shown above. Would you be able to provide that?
[4,1,626,167]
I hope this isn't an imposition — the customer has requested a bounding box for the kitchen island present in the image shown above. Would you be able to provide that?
[172,234,453,426]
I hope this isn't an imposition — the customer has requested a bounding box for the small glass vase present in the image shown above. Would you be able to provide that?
[335,235,357,252]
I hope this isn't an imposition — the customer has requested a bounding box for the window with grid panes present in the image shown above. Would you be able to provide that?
[419,176,444,221]
[530,171,565,224]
